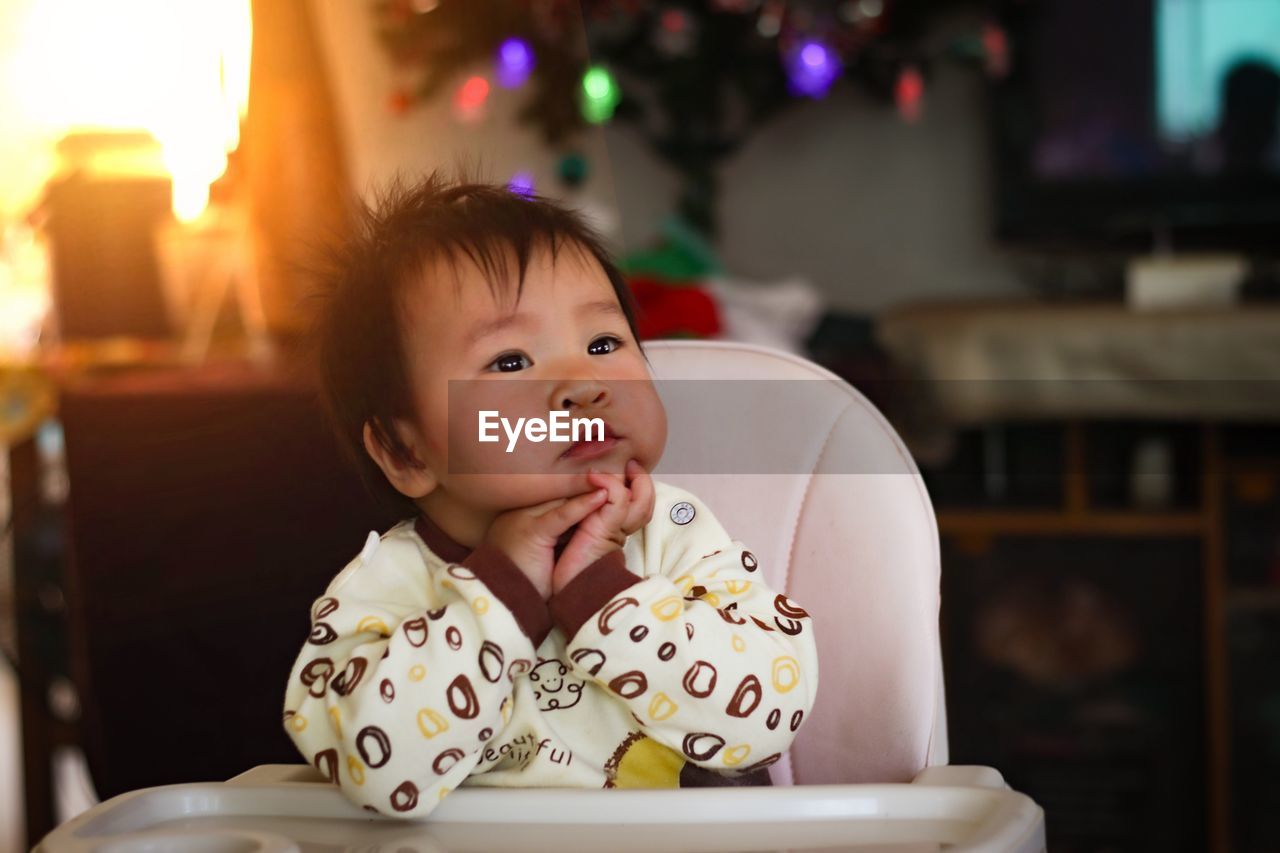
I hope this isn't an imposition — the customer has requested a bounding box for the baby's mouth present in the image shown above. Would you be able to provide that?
[559,421,621,460]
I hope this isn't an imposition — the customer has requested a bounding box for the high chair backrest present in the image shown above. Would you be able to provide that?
[643,340,946,786]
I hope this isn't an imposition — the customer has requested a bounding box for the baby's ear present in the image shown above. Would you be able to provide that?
[363,418,437,499]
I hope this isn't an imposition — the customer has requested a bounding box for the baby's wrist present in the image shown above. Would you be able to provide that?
[553,542,621,595]
[479,539,552,601]
[547,550,637,638]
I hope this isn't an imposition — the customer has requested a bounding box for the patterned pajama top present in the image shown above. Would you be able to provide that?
[282,481,819,818]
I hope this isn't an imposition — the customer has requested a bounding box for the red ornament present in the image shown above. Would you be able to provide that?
[627,277,722,340]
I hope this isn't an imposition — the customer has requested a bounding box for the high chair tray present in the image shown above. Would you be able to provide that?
[37,765,1045,853]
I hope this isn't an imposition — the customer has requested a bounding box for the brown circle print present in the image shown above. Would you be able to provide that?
[402,617,429,647]
[726,674,763,718]
[308,623,338,645]
[608,670,649,699]
[300,658,334,698]
[313,748,338,783]
[446,674,480,719]
[774,594,809,619]
[508,657,534,681]
[570,648,606,677]
[479,640,504,683]
[331,657,368,696]
[433,748,465,775]
[682,661,718,698]
[390,780,419,811]
[682,732,725,761]
[597,597,640,635]
[356,726,392,768]
[447,565,477,581]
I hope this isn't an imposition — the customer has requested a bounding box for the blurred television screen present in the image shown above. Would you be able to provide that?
[994,0,1280,249]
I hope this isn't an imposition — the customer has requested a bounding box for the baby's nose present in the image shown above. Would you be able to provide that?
[556,379,610,411]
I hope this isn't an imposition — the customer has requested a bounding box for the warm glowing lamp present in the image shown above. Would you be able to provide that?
[10,0,252,222]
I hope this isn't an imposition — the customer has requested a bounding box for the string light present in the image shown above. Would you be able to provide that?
[508,171,536,196]
[895,65,924,123]
[580,65,621,124]
[372,1,1012,135]
[496,37,535,89]
[453,75,490,122]
[785,39,841,98]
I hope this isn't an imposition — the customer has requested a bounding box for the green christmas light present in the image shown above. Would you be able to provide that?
[580,65,621,124]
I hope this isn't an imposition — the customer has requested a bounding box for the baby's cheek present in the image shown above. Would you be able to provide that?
[634,391,668,470]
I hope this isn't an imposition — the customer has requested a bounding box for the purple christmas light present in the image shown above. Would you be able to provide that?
[508,171,536,197]
[496,37,535,89]
[785,39,841,98]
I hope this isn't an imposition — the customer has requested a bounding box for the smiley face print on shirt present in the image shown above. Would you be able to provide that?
[529,658,585,712]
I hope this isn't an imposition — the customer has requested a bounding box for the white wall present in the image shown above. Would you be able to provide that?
[717,62,1024,312]
[311,1,1022,314]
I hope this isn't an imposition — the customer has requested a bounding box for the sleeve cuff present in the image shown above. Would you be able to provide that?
[547,551,641,641]
[462,544,552,646]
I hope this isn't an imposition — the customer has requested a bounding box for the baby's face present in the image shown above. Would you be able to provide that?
[399,242,667,515]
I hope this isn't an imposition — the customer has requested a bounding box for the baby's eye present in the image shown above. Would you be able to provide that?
[588,335,624,356]
[489,351,532,372]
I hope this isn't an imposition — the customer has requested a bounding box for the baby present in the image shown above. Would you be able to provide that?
[283,171,818,817]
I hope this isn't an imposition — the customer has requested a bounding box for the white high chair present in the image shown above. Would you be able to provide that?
[645,339,948,787]
[37,340,1044,852]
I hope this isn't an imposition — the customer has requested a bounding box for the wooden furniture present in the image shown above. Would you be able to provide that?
[877,301,1280,853]
[7,350,402,848]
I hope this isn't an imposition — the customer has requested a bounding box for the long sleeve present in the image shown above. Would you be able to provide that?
[548,485,819,779]
[282,527,548,817]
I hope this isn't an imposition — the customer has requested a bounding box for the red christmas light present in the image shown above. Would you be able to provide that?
[895,65,924,123]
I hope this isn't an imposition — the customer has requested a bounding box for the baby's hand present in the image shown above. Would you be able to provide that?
[482,489,609,601]
[552,460,655,595]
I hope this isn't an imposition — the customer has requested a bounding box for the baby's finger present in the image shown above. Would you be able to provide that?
[525,496,570,519]
[623,459,652,499]
[586,469,628,506]
[622,464,655,534]
[536,488,608,536]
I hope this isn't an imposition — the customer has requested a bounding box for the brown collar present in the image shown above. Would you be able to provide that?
[413,513,473,564]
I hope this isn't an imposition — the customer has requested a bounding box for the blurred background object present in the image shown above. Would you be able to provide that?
[3,1,1280,851]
